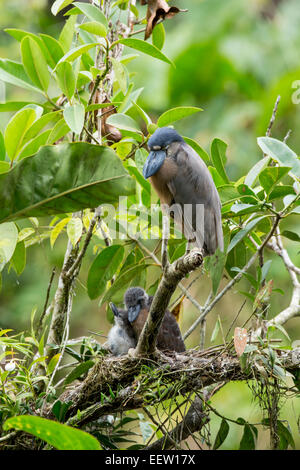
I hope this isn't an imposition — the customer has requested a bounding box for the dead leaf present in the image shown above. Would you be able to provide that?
[142,0,187,40]
[99,98,122,144]
[170,294,185,322]
[234,327,248,357]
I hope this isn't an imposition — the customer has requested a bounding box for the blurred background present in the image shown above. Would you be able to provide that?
[0,0,299,449]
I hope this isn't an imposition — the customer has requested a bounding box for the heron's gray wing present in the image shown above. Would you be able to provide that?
[166,142,223,255]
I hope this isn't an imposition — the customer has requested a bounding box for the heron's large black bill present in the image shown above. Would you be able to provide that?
[143,150,166,179]
[128,304,141,322]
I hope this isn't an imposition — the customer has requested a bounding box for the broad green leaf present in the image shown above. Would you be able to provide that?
[47,118,70,144]
[64,360,95,385]
[210,316,221,342]
[73,2,108,28]
[227,216,267,253]
[18,130,51,161]
[183,136,210,163]
[206,248,226,295]
[40,34,65,68]
[21,37,50,92]
[257,137,300,179]
[211,138,229,184]
[111,57,127,94]
[158,106,202,127]
[152,23,165,50]
[0,101,41,113]
[51,0,74,15]
[213,419,230,450]
[59,15,77,53]
[0,222,18,272]
[0,131,5,160]
[87,245,125,299]
[0,162,10,174]
[100,264,147,306]
[244,156,270,187]
[4,108,36,161]
[79,22,107,37]
[63,103,85,134]
[47,353,61,375]
[3,415,101,450]
[131,101,152,126]
[106,113,141,133]
[268,185,295,201]
[0,143,135,223]
[23,111,62,144]
[259,166,291,194]
[281,230,300,242]
[0,59,43,94]
[56,61,76,102]
[116,38,173,66]
[239,424,257,450]
[50,217,71,248]
[55,43,99,69]
[67,217,83,246]
[5,28,41,44]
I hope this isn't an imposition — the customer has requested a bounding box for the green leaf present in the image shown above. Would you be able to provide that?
[116,38,173,66]
[210,316,221,342]
[18,130,52,161]
[245,156,270,187]
[55,43,99,69]
[268,185,295,201]
[259,166,291,195]
[47,118,70,144]
[131,101,152,126]
[0,101,41,113]
[87,245,125,299]
[257,137,300,179]
[0,142,135,223]
[152,23,165,50]
[213,419,230,450]
[0,162,10,174]
[183,136,210,163]
[206,248,226,295]
[281,230,300,242]
[51,0,74,15]
[157,106,202,127]
[4,108,36,161]
[64,360,95,385]
[63,103,85,134]
[0,222,18,272]
[3,415,101,450]
[40,34,65,68]
[111,57,127,95]
[47,353,61,375]
[67,217,83,246]
[73,2,108,27]
[21,37,50,92]
[0,59,43,94]
[79,21,107,37]
[227,216,267,253]
[239,424,256,450]
[59,15,77,53]
[23,111,62,144]
[106,113,141,133]
[211,138,229,184]
[50,217,71,248]
[0,131,5,160]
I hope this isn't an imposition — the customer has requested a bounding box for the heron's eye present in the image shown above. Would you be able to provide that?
[152,145,161,150]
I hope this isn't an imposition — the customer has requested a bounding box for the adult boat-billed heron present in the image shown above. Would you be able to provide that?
[143,127,224,256]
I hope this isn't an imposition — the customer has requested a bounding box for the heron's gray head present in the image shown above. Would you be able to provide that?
[143,127,184,179]
[148,127,184,151]
[124,287,148,323]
